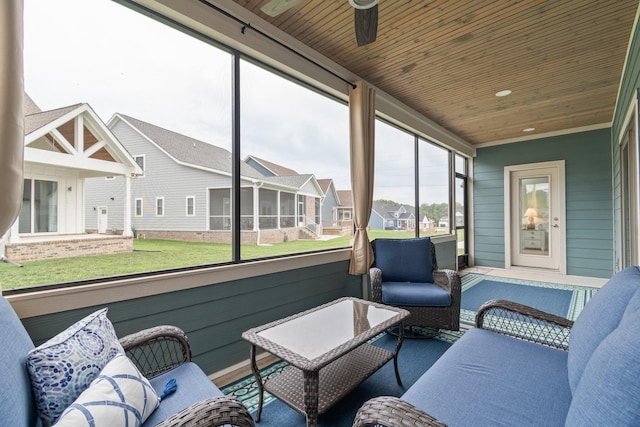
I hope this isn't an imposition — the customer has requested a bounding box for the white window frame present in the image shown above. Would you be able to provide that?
[156,197,164,217]
[186,196,195,216]
[135,198,143,217]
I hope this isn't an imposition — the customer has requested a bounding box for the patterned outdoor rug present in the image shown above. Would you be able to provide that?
[460,273,598,325]
[222,329,461,418]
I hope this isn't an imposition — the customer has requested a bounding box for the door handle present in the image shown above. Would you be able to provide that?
[553,224,559,228]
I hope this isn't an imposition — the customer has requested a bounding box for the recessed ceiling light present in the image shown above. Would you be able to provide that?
[495,90,512,97]
[523,127,535,132]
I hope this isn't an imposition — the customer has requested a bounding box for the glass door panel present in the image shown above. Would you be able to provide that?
[519,176,549,256]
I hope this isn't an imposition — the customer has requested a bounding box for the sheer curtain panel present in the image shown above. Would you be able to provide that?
[348,81,375,275]
[0,0,24,237]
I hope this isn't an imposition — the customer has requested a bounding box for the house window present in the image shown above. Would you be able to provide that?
[135,198,143,217]
[156,197,164,217]
[186,196,195,216]
[134,155,145,177]
[19,178,58,234]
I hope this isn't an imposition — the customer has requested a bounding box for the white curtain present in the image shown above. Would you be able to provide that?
[0,0,25,238]
[348,81,375,275]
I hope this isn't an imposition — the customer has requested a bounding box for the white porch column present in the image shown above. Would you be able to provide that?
[253,185,259,231]
[277,191,281,229]
[8,219,20,243]
[123,175,132,236]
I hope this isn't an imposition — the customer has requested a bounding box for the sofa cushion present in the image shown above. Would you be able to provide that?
[373,237,434,283]
[0,297,41,427]
[568,266,640,393]
[565,307,640,426]
[142,362,224,427]
[54,353,159,427]
[381,282,451,307]
[402,328,572,426]
[26,308,124,426]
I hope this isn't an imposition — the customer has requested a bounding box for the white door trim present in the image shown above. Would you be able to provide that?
[504,160,566,274]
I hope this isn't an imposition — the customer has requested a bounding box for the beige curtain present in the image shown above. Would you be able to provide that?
[0,1,24,238]
[348,81,375,275]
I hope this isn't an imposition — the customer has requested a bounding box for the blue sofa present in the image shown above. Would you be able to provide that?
[353,266,640,426]
[0,295,254,427]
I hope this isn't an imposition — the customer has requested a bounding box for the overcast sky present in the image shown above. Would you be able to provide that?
[24,0,448,205]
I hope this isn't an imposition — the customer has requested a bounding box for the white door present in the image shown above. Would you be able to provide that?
[97,206,108,234]
[505,161,566,273]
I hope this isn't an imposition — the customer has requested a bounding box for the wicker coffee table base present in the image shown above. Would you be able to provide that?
[250,337,403,427]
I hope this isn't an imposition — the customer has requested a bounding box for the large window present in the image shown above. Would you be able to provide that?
[19,179,58,234]
[373,120,451,240]
[239,59,350,257]
[9,0,460,290]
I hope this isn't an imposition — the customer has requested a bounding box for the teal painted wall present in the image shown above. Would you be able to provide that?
[21,260,362,376]
[611,15,640,272]
[473,128,614,278]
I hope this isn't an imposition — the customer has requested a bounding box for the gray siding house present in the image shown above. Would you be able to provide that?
[370,201,417,230]
[85,114,325,244]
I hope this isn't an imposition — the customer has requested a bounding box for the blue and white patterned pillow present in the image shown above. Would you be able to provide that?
[26,308,124,426]
[53,353,160,426]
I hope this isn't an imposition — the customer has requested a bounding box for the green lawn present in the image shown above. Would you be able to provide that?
[0,229,441,290]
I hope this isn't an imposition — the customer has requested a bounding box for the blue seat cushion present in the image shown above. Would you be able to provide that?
[565,306,640,426]
[568,266,640,393]
[382,281,451,307]
[0,297,41,427]
[374,237,434,283]
[143,362,224,427]
[402,328,572,427]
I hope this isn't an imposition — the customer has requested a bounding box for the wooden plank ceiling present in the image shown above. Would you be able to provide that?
[231,0,638,145]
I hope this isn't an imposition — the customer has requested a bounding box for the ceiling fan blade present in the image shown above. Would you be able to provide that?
[260,0,306,17]
[354,4,378,46]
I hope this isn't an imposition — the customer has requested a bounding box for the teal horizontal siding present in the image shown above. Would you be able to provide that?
[473,128,614,278]
[21,260,362,376]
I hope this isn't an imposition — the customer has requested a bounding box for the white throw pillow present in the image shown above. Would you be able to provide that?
[53,353,160,427]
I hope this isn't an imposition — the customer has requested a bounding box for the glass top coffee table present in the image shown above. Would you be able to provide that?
[241,297,409,427]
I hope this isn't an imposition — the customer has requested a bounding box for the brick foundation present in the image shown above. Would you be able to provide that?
[134,228,301,245]
[6,235,133,263]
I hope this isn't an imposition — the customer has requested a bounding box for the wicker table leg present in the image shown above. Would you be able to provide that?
[303,369,320,427]
[393,322,404,386]
[249,345,264,422]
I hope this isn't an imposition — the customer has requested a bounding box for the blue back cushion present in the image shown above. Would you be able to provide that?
[567,266,640,393]
[0,297,40,427]
[373,237,434,283]
[565,297,640,426]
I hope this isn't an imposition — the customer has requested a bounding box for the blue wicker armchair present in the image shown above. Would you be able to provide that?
[369,237,461,336]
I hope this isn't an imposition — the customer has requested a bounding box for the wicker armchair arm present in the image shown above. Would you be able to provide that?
[476,299,574,350]
[119,325,192,378]
[154,396,255,427]
[353,396,447,427]
[369,267,383,302]
[433,269,460,294]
